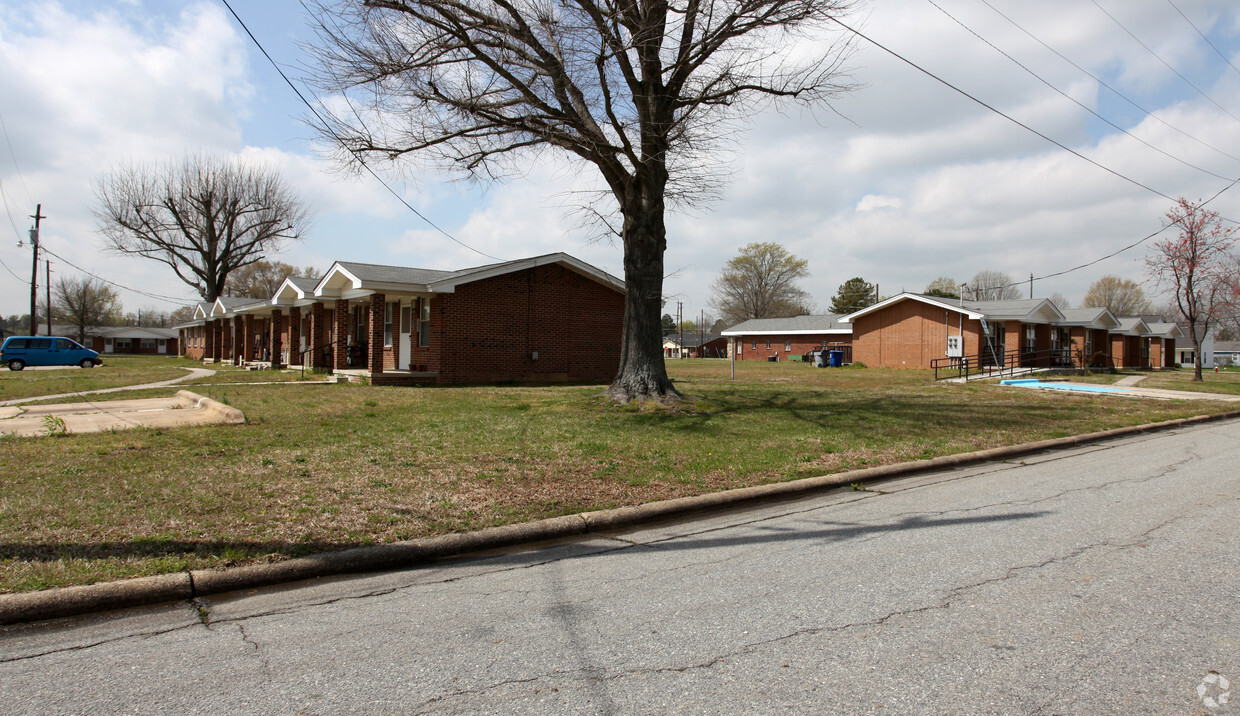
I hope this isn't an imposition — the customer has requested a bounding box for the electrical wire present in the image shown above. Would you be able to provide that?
[830,16,1177,202]
[0,108,34,206]
[1090,0,1240,126]
[1166,0,1240,80]
[976,0,1240,165]
[40,245,192,306]
[217,0,504,262]
[0,180,33,284]
[927,0,1238,182]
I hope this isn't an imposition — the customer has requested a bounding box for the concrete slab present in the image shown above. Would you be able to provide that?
[0,390,244,437]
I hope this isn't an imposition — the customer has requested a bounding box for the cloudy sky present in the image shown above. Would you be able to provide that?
[1,0,1238,324]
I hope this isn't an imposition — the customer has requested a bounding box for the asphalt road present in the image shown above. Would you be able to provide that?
[2,420,1237,715]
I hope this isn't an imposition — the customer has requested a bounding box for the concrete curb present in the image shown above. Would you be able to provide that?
[3,409,1238,625]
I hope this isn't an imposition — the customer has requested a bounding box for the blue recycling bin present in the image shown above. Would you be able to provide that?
[828,350,844,367]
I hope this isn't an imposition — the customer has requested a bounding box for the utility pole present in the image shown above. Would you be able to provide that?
[45,259,52,336]
[676,301,683,359]
[1029,273,1034,299]
[27,204,45,335]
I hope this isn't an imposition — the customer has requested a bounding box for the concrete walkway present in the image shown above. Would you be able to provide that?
[0,390,244,437]
[0,367,217,407]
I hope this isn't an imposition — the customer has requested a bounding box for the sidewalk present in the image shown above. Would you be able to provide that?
[0,367,217,407]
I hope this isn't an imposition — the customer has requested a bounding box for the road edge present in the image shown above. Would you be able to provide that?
[4,409,1238,625]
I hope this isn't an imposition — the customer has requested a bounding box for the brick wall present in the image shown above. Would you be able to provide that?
[732,334,851,361]
[433,263,623,384]
[852,301,980,368]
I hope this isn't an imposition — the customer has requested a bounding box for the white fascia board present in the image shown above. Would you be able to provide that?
[721,328,851,336]
[233,301,272,317]
[426,253,623,294]
[314,263,362,297]
[271,278,308,304]
[841,293,984,323]
[1027,300,1068,323]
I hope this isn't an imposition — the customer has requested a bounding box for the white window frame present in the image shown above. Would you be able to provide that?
[384,302,394,347]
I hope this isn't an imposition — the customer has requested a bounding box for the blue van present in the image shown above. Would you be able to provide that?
[1,336,103,371]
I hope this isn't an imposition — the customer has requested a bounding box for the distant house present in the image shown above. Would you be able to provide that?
[177,253,625,385]
[662,332,728,359]
[1175,328,1216,369]
[722,315,852,362]
[1213,341,1240,366]
[91,326,179,356]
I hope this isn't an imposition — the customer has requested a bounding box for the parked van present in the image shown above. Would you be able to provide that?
[1,336,103,370]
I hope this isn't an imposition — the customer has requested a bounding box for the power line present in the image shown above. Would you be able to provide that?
[1026,177,1238,287]
[40,245,191,306]
[0,108,34,206]
[1166,0,1240,80]
[216,0,503,262]
[976,0,1240,166]
[927,0,1238,183]
[830,17,1178,202]
[0,181,32,284]
[1089,0,1240,127]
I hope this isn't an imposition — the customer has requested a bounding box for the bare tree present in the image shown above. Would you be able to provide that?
[1147,197,1238,381]
[1046,292,1071,310]
[710,242,813,326]
[306,0,856,402]
[52,275,122,344]
[1082,276,1150,315]
[967,270,1021,301]
[924,276,959,299]
[228,260,319,299]
[94,153,310,303]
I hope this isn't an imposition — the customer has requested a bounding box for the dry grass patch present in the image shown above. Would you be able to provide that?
[1,359,1236,592]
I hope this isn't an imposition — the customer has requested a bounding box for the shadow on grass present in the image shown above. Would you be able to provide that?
[1,510,1051,565]
[0,540,357,563]
[625,387,1099,434]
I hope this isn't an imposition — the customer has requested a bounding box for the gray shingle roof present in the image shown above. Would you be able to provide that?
[723,315,851,335]
[334,261,458,286]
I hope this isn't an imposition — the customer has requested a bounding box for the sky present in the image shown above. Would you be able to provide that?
[1,0,1239,325]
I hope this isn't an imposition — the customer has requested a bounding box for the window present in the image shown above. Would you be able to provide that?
[419,299,431,348]
[383,302,394,347]
[1024,324,1036,352]
[765,341,771,350]
[751,342,757,350]
[141,339,156,350]
[785,340,791,352]
[115,339,132,351]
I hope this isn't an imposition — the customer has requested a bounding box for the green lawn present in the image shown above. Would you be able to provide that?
[1,358,1236,593]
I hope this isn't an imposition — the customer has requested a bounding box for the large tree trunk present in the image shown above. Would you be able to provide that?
[607,187,679,404]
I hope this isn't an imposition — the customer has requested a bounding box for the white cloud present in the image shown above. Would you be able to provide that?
[855,194,904,212]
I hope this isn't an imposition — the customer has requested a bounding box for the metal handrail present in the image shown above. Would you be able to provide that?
[932,347,1096,381]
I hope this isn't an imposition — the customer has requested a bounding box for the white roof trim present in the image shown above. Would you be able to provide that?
[271,277,309,304]
[426,253,624,293]
[841,293,985,323]
[721,328,851,336]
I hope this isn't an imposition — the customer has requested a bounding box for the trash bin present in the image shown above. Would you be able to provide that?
[828,350,844,367]
[767,355,778,362]
[813,350,827,368]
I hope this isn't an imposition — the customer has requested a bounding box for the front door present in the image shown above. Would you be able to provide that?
[983,321,1005,366]
[398,303,412,370]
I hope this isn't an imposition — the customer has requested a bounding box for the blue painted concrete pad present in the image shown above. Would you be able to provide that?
[1000,379,1127,394]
